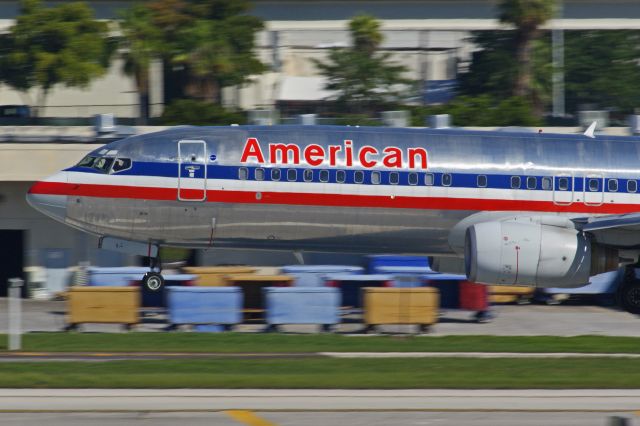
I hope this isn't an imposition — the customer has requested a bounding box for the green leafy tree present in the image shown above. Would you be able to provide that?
[146,0,266,104]
[563,30,640,114]
[119,3,162,124]
[498,0,554,98]
[314,14,412,113]
[459,31,552,113]
[0,0,113,116]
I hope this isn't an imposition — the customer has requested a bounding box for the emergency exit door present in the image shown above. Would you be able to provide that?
[178,140,207,201]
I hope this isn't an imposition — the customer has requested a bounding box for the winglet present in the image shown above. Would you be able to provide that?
[584,121,597,139]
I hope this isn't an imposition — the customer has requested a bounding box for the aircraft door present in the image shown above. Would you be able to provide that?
[583,174,604,206]
[178,140,207,201]
[553,175,573,205]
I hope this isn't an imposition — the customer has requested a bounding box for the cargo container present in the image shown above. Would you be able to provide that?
[264,287,340,331]
[324,274,394,312]
[281,265,363,287]
[363,287,439,332]
[166,286,241,330]
[423,274,491,322]
[223,274,294,321]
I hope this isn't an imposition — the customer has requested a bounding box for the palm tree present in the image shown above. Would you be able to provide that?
[119,4,161,124]
[498,0,554,98]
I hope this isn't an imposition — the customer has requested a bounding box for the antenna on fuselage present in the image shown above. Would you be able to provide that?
[584,121,597,139]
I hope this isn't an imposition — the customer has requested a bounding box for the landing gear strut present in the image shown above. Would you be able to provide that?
[142,251,164,292]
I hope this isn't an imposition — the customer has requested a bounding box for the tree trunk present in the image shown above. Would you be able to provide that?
[136,68,150,125]
[514,32,533,98]
[35,87,49,119]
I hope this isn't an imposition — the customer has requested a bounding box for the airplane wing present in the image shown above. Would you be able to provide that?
[574,213,640,247]
[575,213,640,232]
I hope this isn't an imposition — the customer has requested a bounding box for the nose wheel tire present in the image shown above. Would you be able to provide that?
[142,272,165,292]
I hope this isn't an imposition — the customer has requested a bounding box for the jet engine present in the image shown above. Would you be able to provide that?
[464,221,617,288]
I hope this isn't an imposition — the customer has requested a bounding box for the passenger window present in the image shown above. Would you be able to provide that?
[303,169,313,182]
[389,172,399,185]
[425,173,434,186]
[354,171,364,184]
[628,180,638,193]
[336,170,346,183]
[255,168,265,181]
[442,173,452,187]
[558,177,569,191]
[408,172,418,185]
[526,176,536,189]
[511,176,521,189]
[239,167,248,180]
[589,178,600,192]
[319,170,329,183]
[271,168,281,181]
[371,171,381,184]
[542,177,552,190]
[287,169,297,182]
[608,179,618,192]
[112,158,131,173]
[477,175,487,188]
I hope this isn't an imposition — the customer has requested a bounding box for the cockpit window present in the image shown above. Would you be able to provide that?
[77,155,97,168]
[112,158,132,173]
[93,157,114,173]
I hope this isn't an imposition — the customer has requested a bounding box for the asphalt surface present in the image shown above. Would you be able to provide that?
[0,390,637,426]
[1,298,640,336]
[0,411,635,426]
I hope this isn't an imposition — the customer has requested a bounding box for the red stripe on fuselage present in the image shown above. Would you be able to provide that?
[27,180,640,214]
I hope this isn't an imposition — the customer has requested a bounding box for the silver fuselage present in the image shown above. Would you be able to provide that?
[26,125,640,255]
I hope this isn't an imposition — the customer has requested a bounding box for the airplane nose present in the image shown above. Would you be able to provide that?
[26,175,69,223]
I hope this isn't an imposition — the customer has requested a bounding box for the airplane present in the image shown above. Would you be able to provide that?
[25,124,640,314]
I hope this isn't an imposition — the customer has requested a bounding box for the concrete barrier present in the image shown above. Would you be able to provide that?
[66,287,139,330]
[167,286,241,328]
[363,287,439,332]
[264,287,340,329]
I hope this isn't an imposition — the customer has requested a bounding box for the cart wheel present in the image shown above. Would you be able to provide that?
[64,323,77,332]
[419,324,431,333]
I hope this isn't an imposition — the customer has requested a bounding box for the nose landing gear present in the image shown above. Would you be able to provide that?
[142,253,165,292]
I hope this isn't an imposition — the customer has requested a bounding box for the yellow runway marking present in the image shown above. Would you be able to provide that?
[224,410,278,426]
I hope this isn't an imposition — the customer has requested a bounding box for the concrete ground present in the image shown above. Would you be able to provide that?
[0,390,637,426]
[0,298,639,336]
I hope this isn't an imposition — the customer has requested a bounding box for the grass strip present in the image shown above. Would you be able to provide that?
[0,357,639,388]
[5,333,640,354]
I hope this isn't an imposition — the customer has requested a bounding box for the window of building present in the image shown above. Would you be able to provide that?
[608,179,618,192]
[389,172,399,185]
[408,172,418,185]
[425,173,434,186]
[477,175,487,188]
[319,170,329,182]
[558,177,569,191]
[526,176,537,189]
[336,170,346,183]
[628,180,638,193]
[371,171,381,184]
[287,169,297,182]
[255,168,265,181]
[442,173,452,187]
[303,169,313,182]
[238,167,248,180]
[588,178,600,192]
[271,168,281,181]
[354,170,364,184]
[511,176,521,189]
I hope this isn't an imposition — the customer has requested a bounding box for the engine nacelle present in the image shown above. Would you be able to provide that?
[465,221,593,288]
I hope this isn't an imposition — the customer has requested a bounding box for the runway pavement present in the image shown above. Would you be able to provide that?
[0,389,637,426]
[0,389,638,411]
